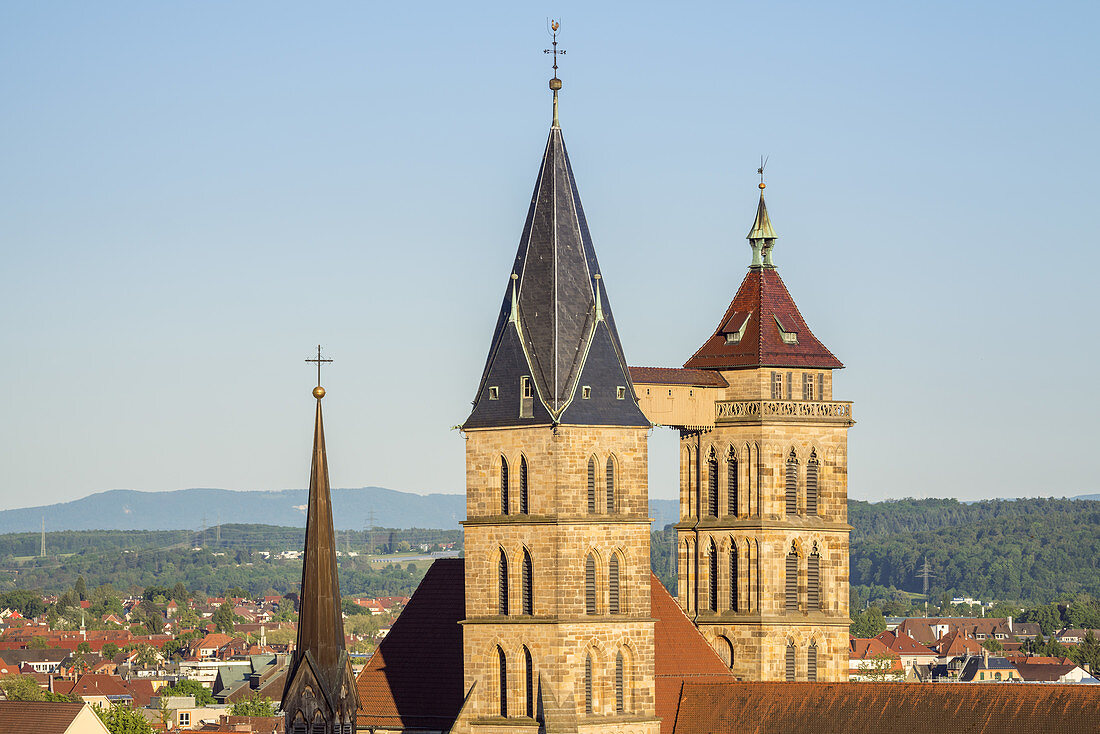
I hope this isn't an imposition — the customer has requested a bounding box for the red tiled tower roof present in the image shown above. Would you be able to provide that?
[683,267,842,370]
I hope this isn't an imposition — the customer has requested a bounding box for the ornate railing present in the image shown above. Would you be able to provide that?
[715,399,854,424]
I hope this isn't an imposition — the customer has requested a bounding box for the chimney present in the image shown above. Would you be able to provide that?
[1008,616,1013,633]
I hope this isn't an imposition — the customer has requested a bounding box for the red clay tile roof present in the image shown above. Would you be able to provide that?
[628,367,729,388]
[848,637,898,661]
[683,268,843,370]
[1014,662,1085,682]
[875,630,937,656]
[355,558,466,732]
[650,574,734,734]
[670,681,1100,734]
[0,701,96,734]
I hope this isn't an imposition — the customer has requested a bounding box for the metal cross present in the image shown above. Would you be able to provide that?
[543,19,566,78]
[305,344,333,386]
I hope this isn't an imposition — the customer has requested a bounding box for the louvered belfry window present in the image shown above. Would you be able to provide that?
[785,450,798,515]
[311,720,325,734]
[785,545,798,612]
[729,545,739,612]
[584,654,594,714]
[615,651,625,714]
[609,554,621,615]
[585,553,597,615]
[808,548,821,611]
[519,456,529,515]
[498,646,508,717]
[524,646,534,719]
[807,641,818,682]
[785,641,796,681]
[806,450,819,516]
[708,541,718,612]
[727,451,738,517]
[587,457,597,514]
[501,456,510,516]
[522,549,533,615]
[499,549,509,616]
[606,456,615,513]
[707,451,718,517]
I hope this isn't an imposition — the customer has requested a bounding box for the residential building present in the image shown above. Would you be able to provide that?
[0,701,111,734]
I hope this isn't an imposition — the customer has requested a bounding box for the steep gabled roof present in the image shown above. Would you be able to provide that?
[355,559,466,732]
[464,125,648,429]
[0,702,105,734]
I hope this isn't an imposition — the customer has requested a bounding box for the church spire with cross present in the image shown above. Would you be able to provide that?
[283,346,360,734]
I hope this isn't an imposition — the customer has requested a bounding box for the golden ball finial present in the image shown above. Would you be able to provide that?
[759,182,766,190]
[313,386,326,399]
[549,77,562,91]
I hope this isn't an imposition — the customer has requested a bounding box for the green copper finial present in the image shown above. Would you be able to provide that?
[747,158,777,267]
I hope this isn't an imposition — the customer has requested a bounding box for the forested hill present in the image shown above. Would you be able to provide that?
[849,497,1100,603]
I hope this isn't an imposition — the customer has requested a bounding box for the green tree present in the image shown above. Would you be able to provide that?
[76,641,92,654]
[1,674,47,701]
[856,653,902,681]
[1071,630,1100,672]
[212,601,235,634]
[94,703,155,734]
[229,692,276,716]
[981,638,1003,653]
[171,581,189,602]
[101,642,120,660]
[161,678,214,706]
[74,575,88,601]
[132,643,160,668]
[850,607,887,638]
[29,636,49,649]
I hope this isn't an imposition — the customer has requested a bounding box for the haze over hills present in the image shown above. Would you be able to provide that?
[0,487,683,533]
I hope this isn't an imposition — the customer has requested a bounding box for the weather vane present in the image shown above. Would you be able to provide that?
[544,19,566,80]
[544,19,566,127]
[757,155,769,189]
[305,344,333,395]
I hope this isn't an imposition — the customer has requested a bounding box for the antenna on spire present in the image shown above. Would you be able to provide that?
[544,19,566,127]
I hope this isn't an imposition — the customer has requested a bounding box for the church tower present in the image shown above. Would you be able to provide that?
[458,45,660,734]
[283,373,360,733]
[632,181,853,682]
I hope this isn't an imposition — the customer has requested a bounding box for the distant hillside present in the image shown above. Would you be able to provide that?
[0,487,466,533]
[849,497,1100,603]
[1,488,682,534]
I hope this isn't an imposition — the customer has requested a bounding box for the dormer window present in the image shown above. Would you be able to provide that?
[616,386,626,400]
[721,311,751,345]
[488,386,500,400]
[582,386,592,400]
[519,376,533,418]
[775,316,798,345]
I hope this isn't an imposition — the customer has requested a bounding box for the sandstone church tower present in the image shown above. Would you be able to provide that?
[283,377,360,733]
[632,183,853,682]
[457,59,661,733]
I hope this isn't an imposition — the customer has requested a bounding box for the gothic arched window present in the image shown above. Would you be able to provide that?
[785,544,798,612]
[498,549,509,616]
[785,449,798,516]
[707,449,718,517]
[585,552,597,615]
[708,540,719,612]
[523,646,534,719]
[808,545,821,611]
[498,646,508,717]
[785,640,796,681]
[519,456,529,515]
[584,654,594,714]
[615,651,626,714]
[806,450,819,516]
[587,457,597,514]
[522,549,533,615]
[501,455,510,516]
[609,554,621,615]
[606,456,616,513]
[729,544,739,612]
[727,449,738,517]
[808,640,818,682]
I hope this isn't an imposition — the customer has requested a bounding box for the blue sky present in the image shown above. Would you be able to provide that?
[2,1,1098,511]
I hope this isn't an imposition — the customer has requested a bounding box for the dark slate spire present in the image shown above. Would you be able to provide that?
[464,123,648,429]
[283,381,359,733]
